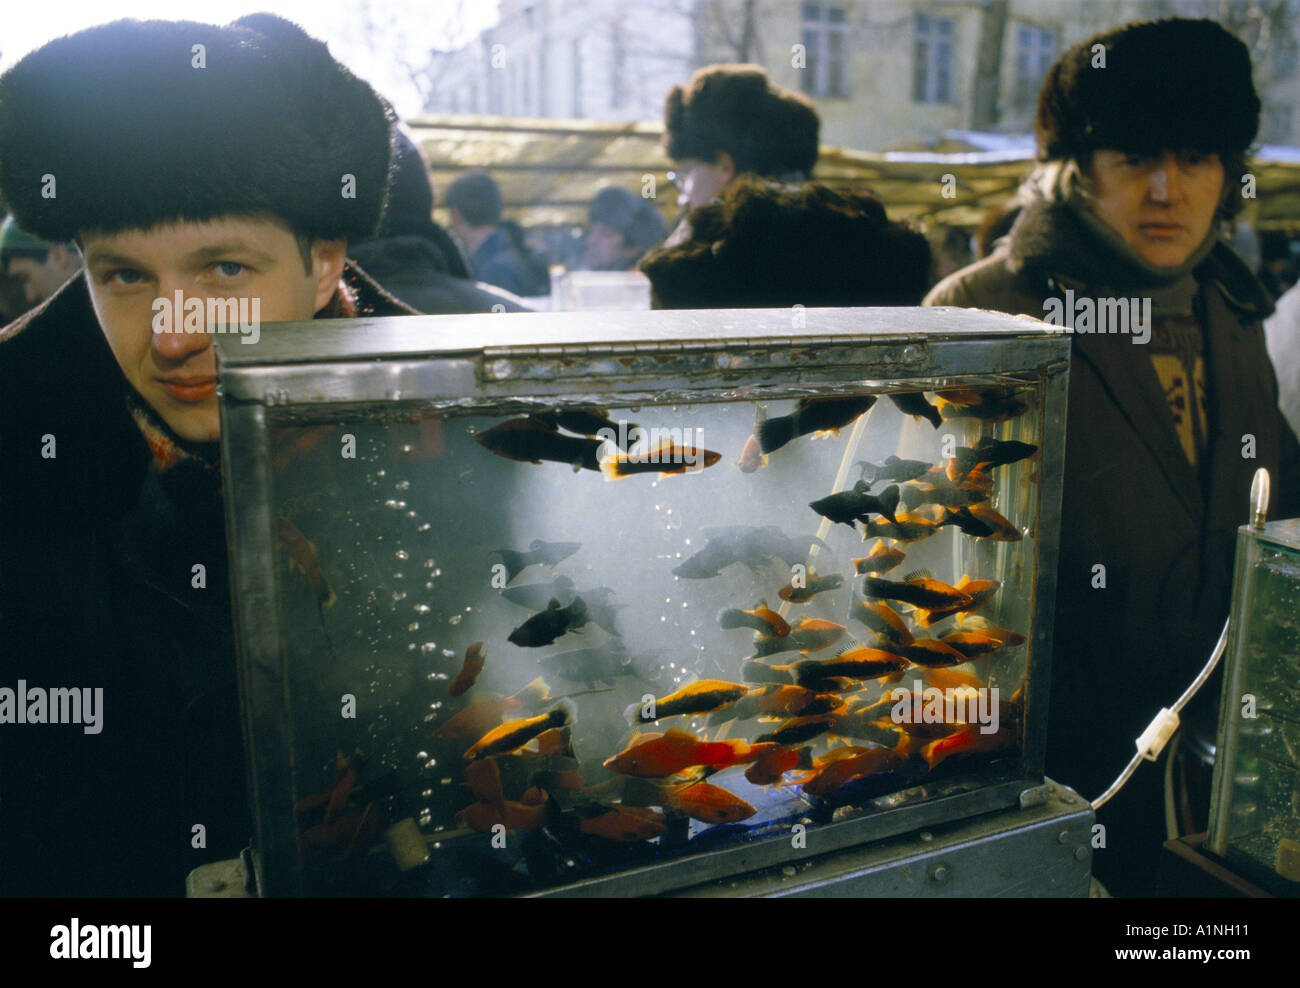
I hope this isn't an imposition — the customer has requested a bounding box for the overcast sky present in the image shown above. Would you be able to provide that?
[0,0,501,118]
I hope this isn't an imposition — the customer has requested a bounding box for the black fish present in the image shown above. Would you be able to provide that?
[757,395,878,454]
[953,438,1038,476]
[809,482,899,526]
[492,539,582,583]
[508,597,591,647]
[476,417,604,471]
[576,587,625,636]
[856,456,931,484]
[887,392,942,428]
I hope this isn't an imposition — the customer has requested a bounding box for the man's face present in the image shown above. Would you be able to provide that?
[7,246,79,304]
[1088,149,1226,268]
[672,156,734,211]
[82,216,344,443]
[581,220,639,270]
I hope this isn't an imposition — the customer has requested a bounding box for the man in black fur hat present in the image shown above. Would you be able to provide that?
[926,18,1300,895]
[660,65,820,246]
[0,15,414,895]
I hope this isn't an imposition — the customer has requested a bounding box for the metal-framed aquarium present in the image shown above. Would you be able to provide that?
[1209,515,1300,895]
[215,307,1069,897]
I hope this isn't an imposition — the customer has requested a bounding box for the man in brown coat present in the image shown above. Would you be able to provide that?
[926,19,1300,895]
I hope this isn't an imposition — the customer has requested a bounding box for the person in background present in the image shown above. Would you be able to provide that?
[1258,229,1298,299]
[0,14,412,896]
[347,129,529,313]
[925,18,1300,896]
[0,215,81,308]
[443,169,550,297]
[577,187,668,272]
[639,175,931,308]
[1264,280,1300,438]
[660,64,820,246]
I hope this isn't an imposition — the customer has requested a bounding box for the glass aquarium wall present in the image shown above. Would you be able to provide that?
[1210,518,1300,895]
[217,307,1068,896]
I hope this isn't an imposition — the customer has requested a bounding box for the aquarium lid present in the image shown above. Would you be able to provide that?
[1245,516,1300,551]
[213,306,1061,367]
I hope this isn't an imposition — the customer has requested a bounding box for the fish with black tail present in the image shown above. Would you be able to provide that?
[464,700,576,760]
[507,597,591,647]
[951,437,1037,477]
[757,395,878,454]
[718,603,791,637]
[792,649,909,686]
[627,679,750,723]
[861,511,940,543]
[475,417,605,471]
[756,715,836,746]
[599,440,722,480]
[863,573,973,611]
[530,406,638,447]
[492,539,582,583]
[753,617,845,657]
[849,598,915,645]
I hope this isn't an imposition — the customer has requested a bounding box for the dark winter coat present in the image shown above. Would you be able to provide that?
[925,201,1300,894]
[348,235,530,314]
[468,225,550,298]
[0,266,412,896]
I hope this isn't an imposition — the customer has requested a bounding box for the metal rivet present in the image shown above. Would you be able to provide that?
[919,831,933,842]
[1074,846,1089,862]
[930,863,949,884]
[1057,830,1070,844]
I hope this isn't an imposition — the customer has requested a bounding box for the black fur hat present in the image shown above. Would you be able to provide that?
[1036,18,1259,161]
[0,15,395,243]
[663,65,820,178]
[639,175,931,309]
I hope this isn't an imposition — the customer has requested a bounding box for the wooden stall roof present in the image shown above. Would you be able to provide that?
[410,113,1300,232]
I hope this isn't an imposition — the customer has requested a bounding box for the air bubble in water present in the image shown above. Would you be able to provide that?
[414,603,431,615]
[395,480,411,491]
[418,523,432,533]
[392,591,407,601]
[421,642,437,655]
[396,550,409,560]
[449,614,463,625]
[408,622,420,632]
[442,649,456,658]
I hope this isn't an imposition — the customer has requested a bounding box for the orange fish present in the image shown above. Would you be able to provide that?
[853,541,907,575]
[449,642,486,697]
[849,598,915,646]
[662,782,757,824]
[893,638,969,667]
[324,749,359,824]
[924,667,987,692]
[736,434,767,473]
[599,441,723,480]
[923,725,1017,770]
[965,503,1022,541]
[603,728,753,778]
[941,629,1025,659]
[577,805,669,841]
[464,757,505,812]
[433,694,516,740]
[456,798,550,833]
[532,726,572,756]
[796,746,903,797]
[277,516,336,627]
[719,603,791,637]
[464,701,575,761]
[744,744,809,785]
[914,576,1000,627]
[754,617,845,657]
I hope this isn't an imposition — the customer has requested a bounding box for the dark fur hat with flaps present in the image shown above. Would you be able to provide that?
[0,14,394,243]
[663,65,820,178]
[639,176,931,309]
[1036,18,1259,162]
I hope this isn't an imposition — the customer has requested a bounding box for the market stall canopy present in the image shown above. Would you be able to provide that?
[410,114,1300,232]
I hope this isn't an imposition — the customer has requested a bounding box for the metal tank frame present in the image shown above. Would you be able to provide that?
[215,306,1070,897]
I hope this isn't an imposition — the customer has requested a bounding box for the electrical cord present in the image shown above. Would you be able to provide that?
[1092,615,1230,812]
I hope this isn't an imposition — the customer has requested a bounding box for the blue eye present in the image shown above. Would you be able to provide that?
[216,261,245,278]
[106,269,143,286]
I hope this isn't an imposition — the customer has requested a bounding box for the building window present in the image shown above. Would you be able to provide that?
[913,12,955,104]
[1014,25,1055,114]
[801,3,850,99]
